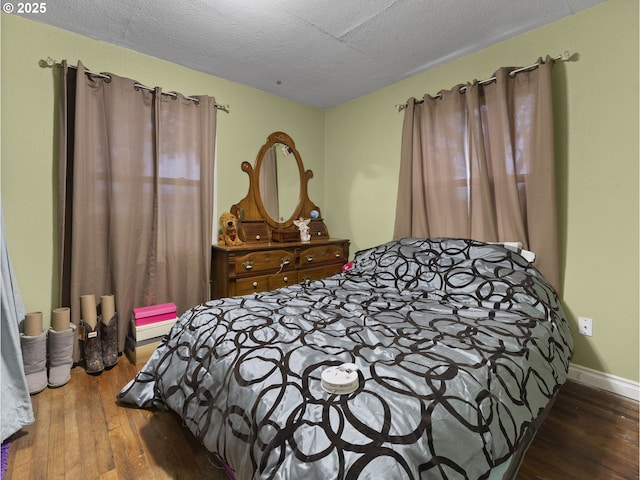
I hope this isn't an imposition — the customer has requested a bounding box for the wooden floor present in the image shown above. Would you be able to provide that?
[5,360,639,479]
[517,379,639,480]
[5,360,229,480]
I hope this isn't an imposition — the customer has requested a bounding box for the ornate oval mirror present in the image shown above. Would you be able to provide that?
[253,132,305,228]
[230,132,328,243]
[257,141,301,224]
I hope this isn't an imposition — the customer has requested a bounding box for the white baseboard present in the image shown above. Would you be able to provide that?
[567,363,639,402]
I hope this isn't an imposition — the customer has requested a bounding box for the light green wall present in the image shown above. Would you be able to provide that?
[1,13,325,322]
[2,0,638,383]
[325,0,639,382]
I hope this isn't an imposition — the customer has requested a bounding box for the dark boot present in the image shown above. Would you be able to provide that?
[100,313,118,369]
[80,320,104,374]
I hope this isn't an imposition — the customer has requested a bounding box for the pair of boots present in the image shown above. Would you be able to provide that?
[20,323,76,395]
[79,314,119,374]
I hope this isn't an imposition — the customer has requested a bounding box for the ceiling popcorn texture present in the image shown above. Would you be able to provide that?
[23,0,605,109]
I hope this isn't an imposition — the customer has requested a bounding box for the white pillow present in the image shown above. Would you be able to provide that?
[488,241,536,263]
[519,249,536,263]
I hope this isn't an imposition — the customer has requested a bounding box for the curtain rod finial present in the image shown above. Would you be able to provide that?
[395,103,407,112]
[557,51,578,63]
[39,57,55,68]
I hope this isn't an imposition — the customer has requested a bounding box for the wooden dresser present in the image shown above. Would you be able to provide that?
[213,131,349,299]
[210,238,350,299]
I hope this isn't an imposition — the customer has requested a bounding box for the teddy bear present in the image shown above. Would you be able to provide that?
[218,212,243,246]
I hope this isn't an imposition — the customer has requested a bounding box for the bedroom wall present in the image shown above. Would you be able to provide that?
[324,0,639,383]
[2,0,638,385]
[0,13,325,324]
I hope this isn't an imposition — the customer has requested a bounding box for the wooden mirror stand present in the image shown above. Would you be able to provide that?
[230,131,329,243]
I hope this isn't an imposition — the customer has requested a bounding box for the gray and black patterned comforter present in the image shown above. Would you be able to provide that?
[118,238,573,480]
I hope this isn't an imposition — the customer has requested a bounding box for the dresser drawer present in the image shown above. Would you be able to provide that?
[300,245,346,266]
[300,265,344,283]
[235,275,270,295]
[269,271,299,290]
[235,250,295,275]
[235,271,299,295]
[212,238,349,300]
[309,219,329,238]
[239,220,270,243]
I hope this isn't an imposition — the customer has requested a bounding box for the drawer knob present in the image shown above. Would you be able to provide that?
[334,252,342,258]
[243,260,254,270]
[255,234,261,240]
[305,255,314,262]
[283,276,288,282]
[281,257,291,265]
[252,281,258,288]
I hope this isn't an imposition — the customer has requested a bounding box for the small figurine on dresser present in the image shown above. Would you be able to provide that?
[218,212,243,246]
[293,217,311,242]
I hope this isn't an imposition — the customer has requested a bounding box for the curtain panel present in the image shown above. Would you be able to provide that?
[394,58,560,291]
[58,61,217,360]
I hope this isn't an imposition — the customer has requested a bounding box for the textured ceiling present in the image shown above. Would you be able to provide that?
[22,0,604,109]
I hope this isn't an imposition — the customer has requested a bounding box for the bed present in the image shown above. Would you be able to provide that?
[118,237,573,479]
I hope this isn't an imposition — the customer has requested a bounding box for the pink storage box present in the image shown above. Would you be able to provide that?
[133,302,177,326]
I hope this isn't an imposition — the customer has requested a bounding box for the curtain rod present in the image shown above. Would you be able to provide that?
[394,51,575,112]
[39,57,230,113]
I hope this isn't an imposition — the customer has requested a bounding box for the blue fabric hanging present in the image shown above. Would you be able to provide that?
[1,202,34,442]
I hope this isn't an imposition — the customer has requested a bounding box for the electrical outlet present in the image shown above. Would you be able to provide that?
[578,316,593,336]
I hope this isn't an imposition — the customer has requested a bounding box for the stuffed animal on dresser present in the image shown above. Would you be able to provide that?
[293,217,311,242]
[218,212,243,246]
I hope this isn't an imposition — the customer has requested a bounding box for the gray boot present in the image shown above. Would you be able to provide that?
[47,323,77,388]
[80,320,104,374]
[20,330,48,394]
[100,313,118,369]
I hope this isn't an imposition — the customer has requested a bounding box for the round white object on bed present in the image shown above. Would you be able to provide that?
[321,363,359,394]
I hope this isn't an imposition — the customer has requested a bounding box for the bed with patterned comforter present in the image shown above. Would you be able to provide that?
[118,238,573,479]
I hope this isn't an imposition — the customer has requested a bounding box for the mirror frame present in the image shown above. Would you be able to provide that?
[230,132,326,242]
[253,132,306,229]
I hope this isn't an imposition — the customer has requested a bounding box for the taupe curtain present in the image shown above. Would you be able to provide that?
[58,61,217,360]
[394,57,560,290]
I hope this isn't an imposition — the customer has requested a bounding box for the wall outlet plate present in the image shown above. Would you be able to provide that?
[578,316,593,336]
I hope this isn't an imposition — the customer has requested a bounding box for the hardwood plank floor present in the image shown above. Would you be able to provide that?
[5,359,230,480]
[517,380,639,480]
[5,360,638,479]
